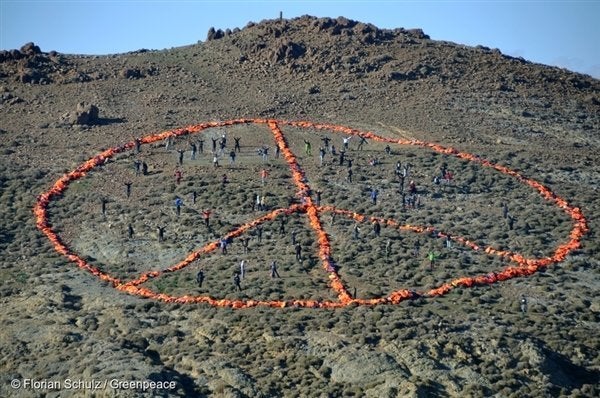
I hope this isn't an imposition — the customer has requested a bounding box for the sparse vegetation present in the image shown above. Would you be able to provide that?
[1,15,599,397]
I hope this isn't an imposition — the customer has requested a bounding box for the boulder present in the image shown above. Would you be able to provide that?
[62,102,100,125]
[120,68,142,79]
[406,28,430,39]
[206,27,225,41]
[269,40,305,64]
[0,49,23,62]
[17,68,43,84]
[20,42,41,56]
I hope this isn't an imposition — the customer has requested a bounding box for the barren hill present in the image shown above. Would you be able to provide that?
[0,15,598,397]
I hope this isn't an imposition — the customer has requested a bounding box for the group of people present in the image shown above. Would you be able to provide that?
[126,128,522,301]
[195,240,294,291]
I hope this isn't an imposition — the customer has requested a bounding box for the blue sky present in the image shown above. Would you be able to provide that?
[1,1,599,78]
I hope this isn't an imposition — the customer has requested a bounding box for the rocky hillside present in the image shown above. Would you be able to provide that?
[0,15,598,397]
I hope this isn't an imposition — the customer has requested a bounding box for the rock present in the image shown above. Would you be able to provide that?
[62,102,100,125]
[0,49,23,62]
[17,68,43,84]
[207,27,225,41]
[3,92,19,104]
[20,42,41,56]
[323,349,409,384]
[199,358,258,397]
[314,17,335,32]
[308,85,320,94]
[10,49,22,60]
[269,40,305,64]
[406,28,430,39]
[522,110,534,117]
[120,68,142,79]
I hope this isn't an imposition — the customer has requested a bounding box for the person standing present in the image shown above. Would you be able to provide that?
[260,169,269,185]
[270,261,280,278]
[174,170,183,185]
[321,136,331,151]
[234,137,241,152]
[357,136,368,151]
[343,136,351,150]
[190,142,197,160]
[508,215,515,230]
[339,150,345,166]
[196,269,204,287]
[291,230,297,246]
[240,260,246,279]
[315,190,322,206]
[101,198,108,216]
[353,224,360,240]
[257,225,263,243]
[202,210,212,228]
[279,217,286,235]
[295,243,302,262]
[261,146,269,162]
[408,180,416,195]
[427,251,437,270]
[254,193,261,211]
[124,182,132,198]
[157,226,165,242]
[233,272,242,291]
[141,162,148,176]
[134,160,142,176]
[260,196,266,211]
[128,224,134,239]
[177,149,185,165]
[520,295,527,313]
[373,220,381,237]
[319,147,326,166]
[303,140,312,156]
[413,240,421,257]
[220,238,228,255]
[370,188,378,205]
[164,136,173,150]
[395,161,402,176]
[241,237,250,254]
[174,197,183,216]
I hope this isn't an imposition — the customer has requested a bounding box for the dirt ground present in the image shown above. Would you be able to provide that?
[1,16,598,397]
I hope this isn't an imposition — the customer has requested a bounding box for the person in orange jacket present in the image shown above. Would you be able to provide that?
[260,168,269,185]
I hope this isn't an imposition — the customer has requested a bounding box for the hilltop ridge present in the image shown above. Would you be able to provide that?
[0,15,598,398]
